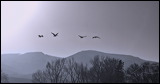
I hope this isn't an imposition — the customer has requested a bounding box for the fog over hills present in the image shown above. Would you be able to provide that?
[1,50,158,83]
[2,52,60,75]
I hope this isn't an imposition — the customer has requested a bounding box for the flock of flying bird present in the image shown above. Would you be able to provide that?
[38,32,101,39]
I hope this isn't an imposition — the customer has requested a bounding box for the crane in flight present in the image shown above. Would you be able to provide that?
[92,36,100,39]
[78,35,87,38]
[38,35,43,38]
[51,32,58,37]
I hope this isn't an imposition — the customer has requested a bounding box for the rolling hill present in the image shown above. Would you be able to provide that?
[1,50,157,83]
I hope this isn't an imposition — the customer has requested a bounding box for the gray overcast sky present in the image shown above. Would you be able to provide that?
[1,1,159,62]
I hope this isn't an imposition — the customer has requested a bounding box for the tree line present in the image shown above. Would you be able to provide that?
[32,56,159,83]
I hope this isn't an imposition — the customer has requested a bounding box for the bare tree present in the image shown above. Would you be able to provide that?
[32,70,47,83]
[77,63,89,83]
[88,56,125,83]
[45,58,67,83]
[64,58,78,83]
[32,59,67,83]
[125,62,159,83]
[88,56,103,83]
[65,58,89,83]
[1,70,9,83]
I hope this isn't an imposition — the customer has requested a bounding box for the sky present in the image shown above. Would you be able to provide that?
[1,1,159,62]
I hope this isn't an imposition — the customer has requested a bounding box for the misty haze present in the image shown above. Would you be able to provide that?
[1,1,159,83]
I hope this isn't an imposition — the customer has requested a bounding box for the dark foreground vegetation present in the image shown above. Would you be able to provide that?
[31,56,159,83]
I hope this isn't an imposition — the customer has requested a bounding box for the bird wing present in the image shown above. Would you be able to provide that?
[56,33,58,36]
[92,36,100,39]
[96,36,100,39]
[38,35,42,37]
[78,35,82,37]
[51,32,56,36]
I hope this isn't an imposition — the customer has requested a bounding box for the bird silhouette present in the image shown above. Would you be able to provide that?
[38,35,43,38]
[51,32,58,37]
[92,36,100,39]
[78,35,87,38]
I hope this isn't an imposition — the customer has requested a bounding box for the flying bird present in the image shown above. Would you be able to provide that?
[38,35,43,38]
[78,35,87,38]
[92,36,100,39]
[51,32,58,37]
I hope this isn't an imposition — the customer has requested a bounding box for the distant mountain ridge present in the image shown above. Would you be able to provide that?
[66,50,149,68]
[2,52,60,75]
[1,50,158,83]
